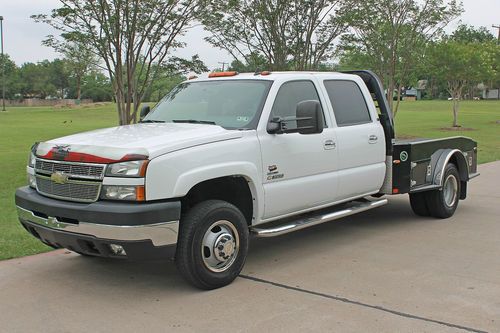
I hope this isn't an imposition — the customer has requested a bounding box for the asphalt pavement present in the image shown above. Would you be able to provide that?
[1,162,499,333]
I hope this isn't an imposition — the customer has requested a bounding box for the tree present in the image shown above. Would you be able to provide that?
[450,24,496,44]
[49,59,70,98]
[43,35,97,100]
[18,61,58,99]
[449,25,499,100]
[339,0,462,115]
[427,41,493,127]
[33,0,205,125]
[142,55,208,102]
[202,0,349,71]
[228,53,270,73]
[0,54,21,99]
[78,71,113,101]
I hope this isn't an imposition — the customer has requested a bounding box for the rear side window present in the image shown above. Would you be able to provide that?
[324,80,372,126]
[270,80,325,130]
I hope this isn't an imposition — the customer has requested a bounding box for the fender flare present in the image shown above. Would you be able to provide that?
[172,162,263,222]
[431,149,469,187]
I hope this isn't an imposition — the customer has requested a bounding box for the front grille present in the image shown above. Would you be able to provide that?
[35,175,101,203]
[35,159,105,179]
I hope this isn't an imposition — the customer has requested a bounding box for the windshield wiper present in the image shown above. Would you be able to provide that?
[172,119,217,125]
[140,119,165,123]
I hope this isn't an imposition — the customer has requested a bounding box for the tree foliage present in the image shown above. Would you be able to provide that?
[427,40,495,126]
[0,54,21,99]
[43,35,98,99]
[142,55,208,102]
[33,0,206,125]
[339,0,462,115]
[203,0,349,71]
[450,24,497,44]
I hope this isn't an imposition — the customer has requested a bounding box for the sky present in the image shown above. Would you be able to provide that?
[1,0,499,71]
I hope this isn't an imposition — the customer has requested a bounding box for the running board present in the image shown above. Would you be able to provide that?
[251,198,388,238]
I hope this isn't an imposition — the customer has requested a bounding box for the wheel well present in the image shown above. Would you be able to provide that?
[181,176,254,225]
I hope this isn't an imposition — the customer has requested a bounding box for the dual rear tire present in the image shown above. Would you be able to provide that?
[409,163,461,219]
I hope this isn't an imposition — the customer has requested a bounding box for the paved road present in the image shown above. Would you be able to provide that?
[1,162,499,333]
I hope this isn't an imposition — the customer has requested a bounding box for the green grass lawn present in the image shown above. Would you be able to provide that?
[0,100,499,260]
[394,100,500,163]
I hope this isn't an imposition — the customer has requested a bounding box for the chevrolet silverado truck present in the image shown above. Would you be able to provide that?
[15,70,479,289]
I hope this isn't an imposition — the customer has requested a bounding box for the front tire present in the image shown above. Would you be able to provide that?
[175,200,249,289]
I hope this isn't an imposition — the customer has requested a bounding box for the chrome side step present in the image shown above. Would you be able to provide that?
[251,198,388,238]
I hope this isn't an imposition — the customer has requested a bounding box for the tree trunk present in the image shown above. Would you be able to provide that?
[448,80,465,128]
[393,83,402,116]
[452,99,459,127]
[76,75,81,100]
[387,77,395,114]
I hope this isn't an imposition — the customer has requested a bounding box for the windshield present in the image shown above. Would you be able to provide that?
[143,80,273,129]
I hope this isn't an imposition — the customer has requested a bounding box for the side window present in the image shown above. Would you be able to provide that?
[270,80,325,130]
[324,80,372,126]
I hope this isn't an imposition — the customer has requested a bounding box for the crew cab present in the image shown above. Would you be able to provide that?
[15,71,479,289]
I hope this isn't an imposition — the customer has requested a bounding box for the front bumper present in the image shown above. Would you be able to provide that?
[15,187,181,259]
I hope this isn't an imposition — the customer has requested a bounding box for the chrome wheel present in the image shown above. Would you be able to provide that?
[201,220,239,273]
[443,174,458,207]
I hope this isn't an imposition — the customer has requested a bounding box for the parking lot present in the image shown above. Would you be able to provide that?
[1,161,498,333]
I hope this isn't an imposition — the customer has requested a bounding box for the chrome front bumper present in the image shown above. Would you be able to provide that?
[17,206,179,247]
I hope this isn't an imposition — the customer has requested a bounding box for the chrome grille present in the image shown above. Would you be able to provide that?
[35,175,101,203]
[35,159,105,179]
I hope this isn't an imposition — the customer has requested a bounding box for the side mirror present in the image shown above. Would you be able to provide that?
[140,105,151,120]
[267,100,324,135]
[295,100,324,135]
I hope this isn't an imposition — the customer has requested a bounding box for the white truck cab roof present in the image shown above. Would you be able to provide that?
[188,71,358,83]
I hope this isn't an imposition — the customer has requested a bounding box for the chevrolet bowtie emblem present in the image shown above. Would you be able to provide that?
[51,172,69,184]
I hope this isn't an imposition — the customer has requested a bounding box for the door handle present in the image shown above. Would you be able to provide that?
[368,135,378,144]
[323,139,336,150]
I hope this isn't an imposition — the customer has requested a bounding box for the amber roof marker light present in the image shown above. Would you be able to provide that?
[208,71,238,78]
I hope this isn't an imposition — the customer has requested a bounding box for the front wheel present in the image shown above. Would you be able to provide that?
[175,200,249,289]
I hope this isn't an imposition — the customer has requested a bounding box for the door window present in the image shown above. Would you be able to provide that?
[324,80,372,126]
[270,81,325,130]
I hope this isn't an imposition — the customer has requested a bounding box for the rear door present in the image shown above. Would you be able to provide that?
[258,79,339,220]
[322,79,386,199]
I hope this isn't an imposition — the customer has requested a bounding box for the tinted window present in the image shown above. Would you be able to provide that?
[270,81,324,130]
[324,80,372,126]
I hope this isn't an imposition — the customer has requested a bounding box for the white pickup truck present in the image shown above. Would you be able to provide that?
[15,70,478,289]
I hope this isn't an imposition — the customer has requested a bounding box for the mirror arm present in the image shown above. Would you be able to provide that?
[268,116,314,134]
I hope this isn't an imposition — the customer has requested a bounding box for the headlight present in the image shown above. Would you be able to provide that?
[105,160,149,177]
[28,151,36,168]
[101,185,145,201]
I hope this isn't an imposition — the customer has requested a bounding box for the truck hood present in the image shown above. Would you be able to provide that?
[36,123,243,163]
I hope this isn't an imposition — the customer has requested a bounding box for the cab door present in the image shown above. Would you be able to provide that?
[258,80,339,220]
[322,79,386,199]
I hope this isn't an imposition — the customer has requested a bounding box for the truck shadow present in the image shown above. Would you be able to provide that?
[48,196,436,292]
[244,196,443,268]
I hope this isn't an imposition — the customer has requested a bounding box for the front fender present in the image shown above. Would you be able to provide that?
[145,133,264,220]
[172,162,261,199]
